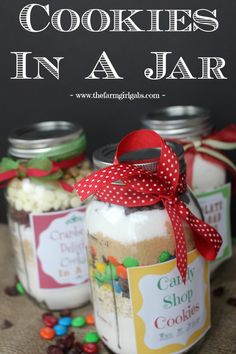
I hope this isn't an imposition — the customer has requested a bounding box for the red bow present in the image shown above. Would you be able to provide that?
[75,130,222,283]
[0,154,85,192]
[182,124,236,187]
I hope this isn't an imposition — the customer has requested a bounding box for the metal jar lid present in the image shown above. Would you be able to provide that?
[141,106,214,140]
[8,121,84,159]
[93,142,186,174]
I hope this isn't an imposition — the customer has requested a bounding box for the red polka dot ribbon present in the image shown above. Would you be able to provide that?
[75,130,222,283]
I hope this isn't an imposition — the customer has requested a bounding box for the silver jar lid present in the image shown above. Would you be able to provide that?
[141,106,214,139]
[93,141,186,174]
[8,121,84,159]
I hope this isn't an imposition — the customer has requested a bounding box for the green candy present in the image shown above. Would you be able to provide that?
[105,264,118,281]
[72,316,86,328]
[159,251,171,263]
[123,257,139,268]
[83,331,100,343]
[95,271,110,284]
[16,282,25,295]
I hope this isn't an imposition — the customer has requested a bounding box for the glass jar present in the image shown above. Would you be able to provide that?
[5,121,92,310]
[142,106,232,272]
[85,141,210,354]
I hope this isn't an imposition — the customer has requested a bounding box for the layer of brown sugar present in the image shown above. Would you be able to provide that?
[88,221,195,266]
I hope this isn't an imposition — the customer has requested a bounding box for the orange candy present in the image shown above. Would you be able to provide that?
[40,326,55,340]
[108,256,120,266]
[116,265,128,279]
[86,313,95,325]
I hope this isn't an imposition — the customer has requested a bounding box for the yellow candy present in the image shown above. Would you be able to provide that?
[103,283,112,291]
[95,262,106,273]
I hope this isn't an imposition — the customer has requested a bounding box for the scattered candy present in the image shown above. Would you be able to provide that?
[83,332,100,344]
[0,319,13,330]
[16,282,25,295]
[85,313,95,325]
[213,286,225,297]
[53,324,68,336]
[58,316,72,327]
[159,251,171,263]
[123,257,139,268]
[43,314,58,328]
[40,327,56,340]
[83,342,99,353]
[71,316,86,328]
[47,345,64,354]
[116,265,128,279]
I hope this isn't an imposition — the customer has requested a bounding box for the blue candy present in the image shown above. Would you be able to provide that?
[113,281,122,294]
[58,316,72,327]
[53,324,68,336]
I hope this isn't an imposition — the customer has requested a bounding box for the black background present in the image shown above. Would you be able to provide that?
[0,0,235,227]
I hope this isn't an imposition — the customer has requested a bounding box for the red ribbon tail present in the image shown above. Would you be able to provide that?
[0,170,17,184]
[164,201,188,284]
[179,201,223,261]
[59,181,74,193]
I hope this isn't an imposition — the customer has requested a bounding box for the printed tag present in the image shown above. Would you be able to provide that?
[30,207,88,289]
[128,250,210,354]
[196,183,232,265]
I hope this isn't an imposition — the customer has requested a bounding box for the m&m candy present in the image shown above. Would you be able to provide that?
[53,324,67,336]
[58,316,72,327]
[83,332,100,343]
[83,342,99,353]
[40,327,55,340]
[43,314,58,327]
[85,313,95,325]
[71,316,86,328]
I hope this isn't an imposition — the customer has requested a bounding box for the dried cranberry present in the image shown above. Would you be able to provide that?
[67,342,84,353]
[213,286,225,297]
[1,319,13,330]
[47,345,64,354]
[227,297,236,307]
[4,286,18,296]
[60,309,72,317]
[56,332,75,351]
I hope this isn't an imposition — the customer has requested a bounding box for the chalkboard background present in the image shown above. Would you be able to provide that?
[0,0,235,229]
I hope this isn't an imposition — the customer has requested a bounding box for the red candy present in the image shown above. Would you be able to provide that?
[43,314,58,327]
[83,343,99,353]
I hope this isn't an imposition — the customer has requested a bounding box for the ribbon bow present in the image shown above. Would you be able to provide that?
[182,124,236,187]
[0,154,85,191]
[75,130,222,283]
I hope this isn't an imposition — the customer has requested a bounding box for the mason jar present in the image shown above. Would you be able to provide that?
[85,142,210,354]
[5,121,92,310]
[142,106,232,272]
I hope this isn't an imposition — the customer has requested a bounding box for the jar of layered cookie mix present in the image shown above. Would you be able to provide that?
[2,121,92,310]
[142,106,236,271]
[75,130,222,354]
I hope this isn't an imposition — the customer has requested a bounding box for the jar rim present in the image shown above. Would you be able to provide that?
[93,141,186,173]
[141,105,214,139]
[8,121,84,159]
